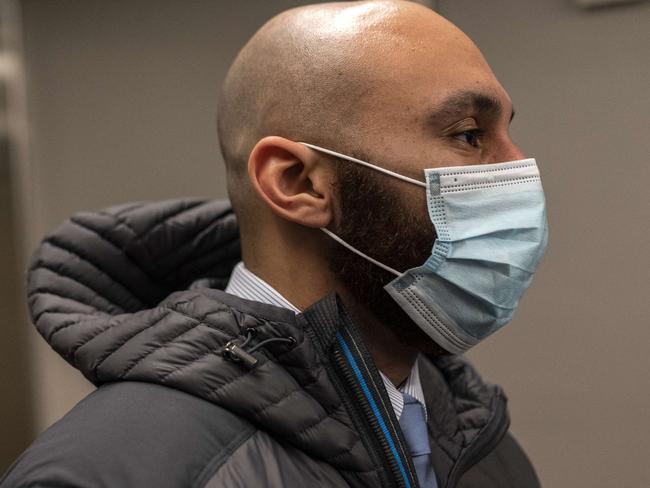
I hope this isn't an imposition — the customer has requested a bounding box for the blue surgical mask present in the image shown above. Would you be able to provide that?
[300,142,549,354]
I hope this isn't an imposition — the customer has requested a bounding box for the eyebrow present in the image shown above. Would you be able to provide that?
[426,90,515,127]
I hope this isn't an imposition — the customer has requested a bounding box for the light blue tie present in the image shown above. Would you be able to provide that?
[399,393,438,488]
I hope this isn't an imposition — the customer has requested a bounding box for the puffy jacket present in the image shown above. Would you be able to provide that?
[1,199,541,488]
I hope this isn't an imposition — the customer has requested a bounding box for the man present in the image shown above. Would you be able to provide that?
[1,1,546,487]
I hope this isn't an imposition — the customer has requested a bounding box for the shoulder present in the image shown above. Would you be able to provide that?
[1,381,256,488]
[458,431,542,488]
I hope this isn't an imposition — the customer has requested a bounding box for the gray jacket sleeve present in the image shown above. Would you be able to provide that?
[0,382,256,488]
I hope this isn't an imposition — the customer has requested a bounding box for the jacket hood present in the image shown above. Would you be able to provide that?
[27,198,508,486]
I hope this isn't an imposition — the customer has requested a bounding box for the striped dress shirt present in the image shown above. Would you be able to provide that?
[224,261,426,420]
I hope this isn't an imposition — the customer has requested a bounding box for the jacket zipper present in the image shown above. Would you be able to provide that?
[330,328,419,488]
[300,294,509,488]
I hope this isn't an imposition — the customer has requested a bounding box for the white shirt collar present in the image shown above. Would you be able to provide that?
[224,261,427,420]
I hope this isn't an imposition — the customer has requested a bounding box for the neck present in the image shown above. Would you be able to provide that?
[336,288,419,386]
[242,219,418,386]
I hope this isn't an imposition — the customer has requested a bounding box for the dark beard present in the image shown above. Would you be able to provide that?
[325,157,449,357]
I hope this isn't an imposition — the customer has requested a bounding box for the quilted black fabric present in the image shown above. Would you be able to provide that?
[27,198,376,479]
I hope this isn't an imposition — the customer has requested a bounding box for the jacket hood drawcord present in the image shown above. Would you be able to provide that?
[220,327,296,369]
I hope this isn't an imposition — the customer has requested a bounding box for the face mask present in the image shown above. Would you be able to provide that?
[300,142,549,354]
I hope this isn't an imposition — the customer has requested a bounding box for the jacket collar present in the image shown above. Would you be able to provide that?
[301,294,509,487]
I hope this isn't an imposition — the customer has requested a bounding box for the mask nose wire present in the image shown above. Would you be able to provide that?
[298,142,427,188]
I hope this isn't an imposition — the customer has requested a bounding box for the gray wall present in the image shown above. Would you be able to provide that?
[0,138,34,474]
[5,0,649,486]
[442,1,650,487]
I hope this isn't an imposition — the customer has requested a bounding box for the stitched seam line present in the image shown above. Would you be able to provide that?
[402,284,452,338]
[72,294,199,370]
[110,211,229,279]
[160,341,366,466]
[151,310,247,382]
[442,174,538,190]
[90,300,240,376]
[442,176,540,194]
[39,317,84,342]
[134,200,207,239]
[69,217,157,304]
[402,281,474,349]
[405,293,469,349]
[327,448,378,473]
[43,233,148,308]
[104,202,146,219]
[159,232,240,283]
[430,430,460,462]
[46,316,110,345]
[198,358,365,464]
[437,162,535,176]
[254,368,327,420]
[428,194,451,266]
[160,347,224,382]
[28,293,111,330]
[86,309,172,373]
[156,213,234,266]
[163,304,245,338]
[336,467,380,475]
[32,309,100,328]
[107,205,235,283]
[193,426,256,488]
[31,260,129,313]
[117,316,205,379]
[250,350,370,467]
[68,319,121,359]
[28,288,112,310]
[166,296,290,339]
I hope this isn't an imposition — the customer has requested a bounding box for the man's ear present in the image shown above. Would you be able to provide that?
[247,136,334,228]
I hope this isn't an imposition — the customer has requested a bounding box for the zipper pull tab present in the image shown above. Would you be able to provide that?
[221,340,259,368]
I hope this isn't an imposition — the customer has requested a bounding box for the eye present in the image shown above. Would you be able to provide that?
[453,129,485,148]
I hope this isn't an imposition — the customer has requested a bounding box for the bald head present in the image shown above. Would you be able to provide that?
[217,1,482,214]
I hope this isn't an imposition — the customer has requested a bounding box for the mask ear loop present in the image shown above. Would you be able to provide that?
[299,141,422,278]
[298,142,427,188]
[320,228,402,277]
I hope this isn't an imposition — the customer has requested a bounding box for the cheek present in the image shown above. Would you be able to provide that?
[394,181,430,227]
[389,184,437,263]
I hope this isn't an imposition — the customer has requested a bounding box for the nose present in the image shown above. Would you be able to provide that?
[492,136,525,163]
[505,142,525,161]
